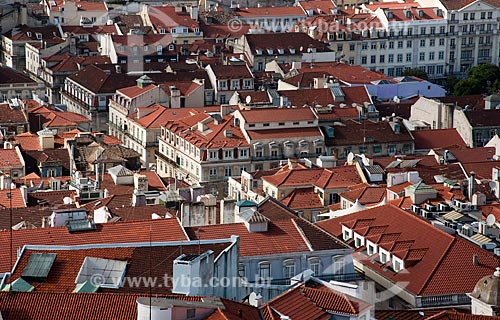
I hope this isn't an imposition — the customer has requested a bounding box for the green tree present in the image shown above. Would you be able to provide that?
[454,78,483,96]
[402,68,428,80]
[465,63,500,86]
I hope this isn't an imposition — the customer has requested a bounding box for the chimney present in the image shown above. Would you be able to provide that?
[169,86,181,108]
[132,190,146,207]
[172,250,214,296]
[469,171,476,200]
[220,104,232,116]
[473,254,479,266]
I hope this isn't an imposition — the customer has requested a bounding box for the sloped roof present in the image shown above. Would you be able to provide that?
[8,241,232,294]
[0,218,188,273]
[281,187,324,209]
[316,204,499,296]
[412,129,467,150]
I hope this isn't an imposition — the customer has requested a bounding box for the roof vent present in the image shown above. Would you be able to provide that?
[224,129,233,137]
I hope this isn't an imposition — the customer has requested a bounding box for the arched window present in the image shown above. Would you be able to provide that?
[308,257,321,276]
[258,261,270,281]
[332,255,345,275]
[283,259,295,278]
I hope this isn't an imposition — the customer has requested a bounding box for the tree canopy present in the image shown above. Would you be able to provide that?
[402,68,428,80]
[454,64,500,96]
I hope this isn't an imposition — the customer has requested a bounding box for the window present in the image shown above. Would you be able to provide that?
[430,26,436,34]
[439,26,445,34]
[224,167,232,177]
[283,260,295,278]
[420,27,426,35]
[429,52,435,60]
[420,39,425,47]
[258,262,270,281]
[388,54,394,63]
[361,56,367,64]
[238,263,246,278]
[419,52,425,61]
[406,40,412,48]
[239,149,248,157]
[389,41,394,49]
[308,258,321,276]
[370,55,376,64]
[463,12,469,20]
[224,150,233,158]
[362,43,368,50]
[470,12,475,20]
[406,53,412,62]
[209,168,217,176]
[333,255,344,275]
[438,51,444,60]
[388,144,396,154]
[430,39,435,47]
[407,28,413,36]
[349,44,355,51]
[397,54,403,63]
[439,38,445,46]
[379,55,385,63]
[186,309,196,319]
[371,43,377,50]
[367,244,376,255]
[397,41,403,49]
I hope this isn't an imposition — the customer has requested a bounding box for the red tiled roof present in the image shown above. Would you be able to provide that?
[15,132,41,151]
[281,187,324,209]
[235,6,306,18]
[263,167,324,187]
[265,285,330,320]
[0,148,24,169]
[426,310,500,320]
[412,129,467,150]
[0,103,28,124]
[331,119,414,146]
[0,292,139,320]
[0,188,26,210]
[441,0,500,10]
[0,218,188,273]
[316,204,499,296]
[118,84,157,99]
[187,198,347,256]
[314,166,363,189]
[164,113,249,149]
[239,107,316,123]
[292,62,387,85]
[8,241,232,294]
[298,0,336,15]
[341,186,386,205]
[147,5,199,32]
[449,147,496,164]
[246,127,323,140]
[208,64,253,79]
[45,0,107,12]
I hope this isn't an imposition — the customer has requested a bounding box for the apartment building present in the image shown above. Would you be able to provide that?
[157,106,250,196]
[140,4,202,44]
[205,64,254,104]
[233,107,325,171]
[42,0,108,26]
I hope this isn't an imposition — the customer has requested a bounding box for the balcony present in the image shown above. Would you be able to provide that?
[449,20,459,24]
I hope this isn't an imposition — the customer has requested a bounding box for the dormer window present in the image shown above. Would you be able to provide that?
[289,47,296,54]
[379,249,390,263]
[168,44,175,51]
[354,233,365,248]
[255,48,262,55]
[342,225,352,241]
[367,242,377,255]
[393,257,404,272]
[266,48,273,55]
[160,28,166,34]
[156,45,162,55]
[277,48,284,55]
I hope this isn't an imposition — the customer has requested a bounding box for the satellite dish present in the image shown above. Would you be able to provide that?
[248,292,258,307]
[487,214,496,226]
[347,152,354,164]
[245,95,252,104]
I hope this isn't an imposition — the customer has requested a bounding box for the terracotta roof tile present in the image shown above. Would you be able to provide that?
[341,186,386,205]
[235,6,306,18]
[316,204,499,296]
[413,129,467,150]
[281,187,324,209]
[0,292,139,320]
[8,241,232,294]
[0,218,188,273]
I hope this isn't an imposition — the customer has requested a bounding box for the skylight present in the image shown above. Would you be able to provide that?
[22,253,57,280]
[75,257,127,289]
